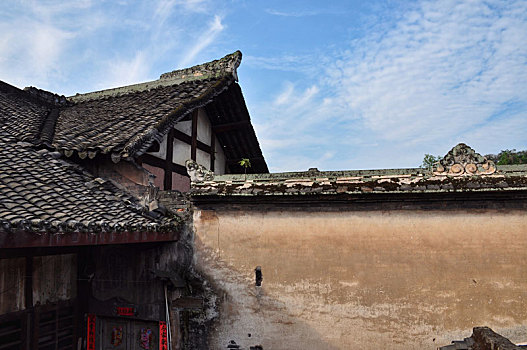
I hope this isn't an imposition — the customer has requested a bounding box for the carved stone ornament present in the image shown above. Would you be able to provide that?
[185,159,214,182]
[433,143,496,176]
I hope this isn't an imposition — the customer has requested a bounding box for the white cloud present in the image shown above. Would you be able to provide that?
[154,0,210,26]
[178,15,225,67]
[265,9,323,17]
[0,19,74,88]
[0,0,222,93]
[334,0,527,156]
[97,51,151,90]
[265,8,345,17]
[0,1,105,90]
[1,0,525,172]
[244,54,322,76]
[255,0,527,171]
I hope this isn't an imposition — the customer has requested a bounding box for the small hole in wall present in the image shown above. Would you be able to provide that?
[255,266,262,287]
[248,333,251,338]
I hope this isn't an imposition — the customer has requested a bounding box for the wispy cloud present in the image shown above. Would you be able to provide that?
[154,0,210,26]
[265,8,344,17]
[252,81,349,171]
[97,51,151,90]
[254,0,527,171]
[244,54,322,76]
[0,15,75,88]
[1,0,525,172]
[0,1,108,90]
[0,0,225,94]
[265,9,322,17]
[178,15,225,67]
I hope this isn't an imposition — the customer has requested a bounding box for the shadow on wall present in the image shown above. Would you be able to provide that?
[192,233,342,350]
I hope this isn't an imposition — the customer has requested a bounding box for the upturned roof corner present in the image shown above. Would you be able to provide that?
[160,50,242,82]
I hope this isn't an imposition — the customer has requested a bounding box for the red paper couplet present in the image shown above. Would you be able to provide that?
[159,321,168,350]
[87,314,96,350]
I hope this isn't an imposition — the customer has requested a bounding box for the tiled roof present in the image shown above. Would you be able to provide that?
[0,81,50,143]
[56,76,231,160]
[0,52,242,161]
[0,128,177,234]
[190,144,527,197]
[56,51,242,160]
[0,51,268,172]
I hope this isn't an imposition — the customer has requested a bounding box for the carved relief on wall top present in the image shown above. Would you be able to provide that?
[433,143,496,176]
[186,159,214,182]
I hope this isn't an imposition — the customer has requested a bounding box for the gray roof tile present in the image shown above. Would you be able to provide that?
[0,126,178,233]
[0,52,241,161]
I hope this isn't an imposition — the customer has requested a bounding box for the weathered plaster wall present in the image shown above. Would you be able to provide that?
[193,208,527,350]
[196,108,212,146]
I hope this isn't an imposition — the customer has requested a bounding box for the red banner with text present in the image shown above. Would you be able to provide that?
[159,321,168,350]
[87,314,96,350]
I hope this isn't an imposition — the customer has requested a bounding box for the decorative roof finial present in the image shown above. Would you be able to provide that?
[433,143,496,176]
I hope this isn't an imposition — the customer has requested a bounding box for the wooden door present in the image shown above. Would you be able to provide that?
[98,318,159,350]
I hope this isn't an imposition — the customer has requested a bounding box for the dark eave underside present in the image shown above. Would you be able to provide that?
[205,83,268,174]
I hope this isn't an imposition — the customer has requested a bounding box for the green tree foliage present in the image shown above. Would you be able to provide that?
[238,158,251,179]
[238,158,251,169]
[421,149,527,168]
[421,154,441,169]
[490,149,527,165]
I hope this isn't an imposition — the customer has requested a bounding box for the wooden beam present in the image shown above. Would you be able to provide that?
[170,163,188,176]
[140,154,188,177]
[210,132,215,172]
[0,230,180,248]
[164,129,175,190]
[191,110,198,161]
[140,153,164,168]
[212,120,250,133]
[173,129,212,154]
[172,129,191,144]
[24,256,33,310]
[172,297,203,310]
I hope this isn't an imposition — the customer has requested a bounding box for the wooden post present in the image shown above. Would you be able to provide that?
[24,256,33,350]
[191,110,198,161]
[164,129,175,190]
[210,132,215,172]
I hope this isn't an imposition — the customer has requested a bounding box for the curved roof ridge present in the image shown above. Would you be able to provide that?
[68,51,242,103]
[160,50,242,81]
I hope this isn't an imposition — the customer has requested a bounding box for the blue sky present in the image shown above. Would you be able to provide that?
[1,0,526,172]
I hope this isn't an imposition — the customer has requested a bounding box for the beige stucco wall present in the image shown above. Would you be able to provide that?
[193,208,527,350]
